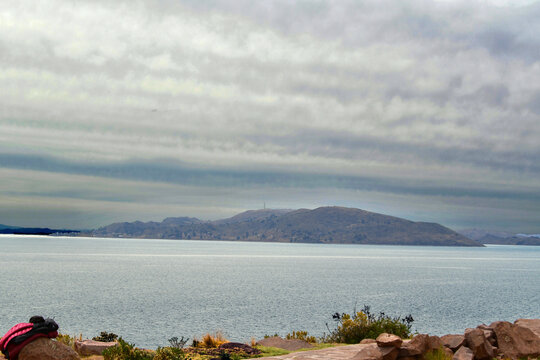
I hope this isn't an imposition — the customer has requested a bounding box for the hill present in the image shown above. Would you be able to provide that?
[92,206,481,246]
[459,229,540,245]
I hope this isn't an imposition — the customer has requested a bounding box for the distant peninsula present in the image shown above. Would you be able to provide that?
[91,206,481,247]
[0,224,79,236]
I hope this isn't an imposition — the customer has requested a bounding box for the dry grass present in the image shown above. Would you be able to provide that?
[193,331,228,348]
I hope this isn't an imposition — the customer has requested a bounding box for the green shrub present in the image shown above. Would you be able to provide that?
[93,331,119,342]
[323,305,414,344]
[154,346,187,360]
[218,350,232,360]
[285,330,317,344]
[216,350,242,360]
[102,338,153,360]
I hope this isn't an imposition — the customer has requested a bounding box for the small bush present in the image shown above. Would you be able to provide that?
[93,331,119,342]
[285,330,317,344]
[168,336,189,349]
[323,305,414,344]
[102,338,153,360]
[154,346,187,360]
[218,350,231,360]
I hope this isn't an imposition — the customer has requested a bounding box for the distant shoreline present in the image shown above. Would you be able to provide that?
[3,233,540,247]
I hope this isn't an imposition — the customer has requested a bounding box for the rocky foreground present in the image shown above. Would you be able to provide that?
[255,319,540,360]
[2,318,539,360]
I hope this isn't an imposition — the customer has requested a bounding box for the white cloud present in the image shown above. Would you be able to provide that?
[0,0,539,230]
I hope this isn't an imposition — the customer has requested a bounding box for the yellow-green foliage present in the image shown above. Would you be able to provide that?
[285,330,317,344]
[323,306,413,344]
[153,346,188,360]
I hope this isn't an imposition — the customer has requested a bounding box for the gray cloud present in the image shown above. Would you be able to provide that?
[0,0,539,232]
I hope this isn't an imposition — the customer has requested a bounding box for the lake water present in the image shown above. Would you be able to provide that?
[0,235,538,348]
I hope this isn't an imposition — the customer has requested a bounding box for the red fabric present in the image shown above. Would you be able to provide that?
[4,331,58,360]
[0,323,33,351]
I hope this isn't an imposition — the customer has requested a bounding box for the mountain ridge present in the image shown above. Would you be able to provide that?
[459,228,540,245]
[91,206,481,247]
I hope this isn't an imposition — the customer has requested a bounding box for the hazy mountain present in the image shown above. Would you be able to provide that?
[459,228,540,245]
[92,206,481,246]
[458,229,514,241]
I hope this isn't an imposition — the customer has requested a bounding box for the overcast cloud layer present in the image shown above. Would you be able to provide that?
[1,0,539,232]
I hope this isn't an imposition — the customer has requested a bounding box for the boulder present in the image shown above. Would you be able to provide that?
[475,325,496,346]
[452,346,473,360]
[464,328,494,360]
[490,320,540,359]
[426,336,443,351]
[398,334,429,357]
[515,319,540,338]
[361,339,378,344]
[256,336,313,351]
[74,339,117,356]
[379,346,400,360]
[18,338,80,360]
[441,335,465,351]
[376,333,403,348]
[351,344,383,360]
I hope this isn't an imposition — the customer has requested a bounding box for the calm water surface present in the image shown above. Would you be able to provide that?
[0,235,538,348]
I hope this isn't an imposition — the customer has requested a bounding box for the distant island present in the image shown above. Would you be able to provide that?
[90,206,481,247]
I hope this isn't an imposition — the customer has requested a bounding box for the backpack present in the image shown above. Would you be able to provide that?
[0,319,59,360]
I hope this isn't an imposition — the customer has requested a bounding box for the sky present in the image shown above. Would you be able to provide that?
[0,0,539,232]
